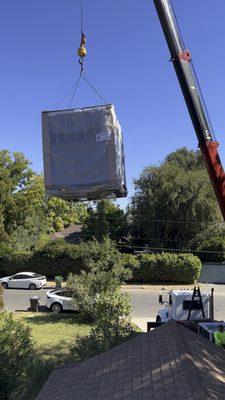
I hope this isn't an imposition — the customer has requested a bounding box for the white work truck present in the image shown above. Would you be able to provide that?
[156,289,211,323]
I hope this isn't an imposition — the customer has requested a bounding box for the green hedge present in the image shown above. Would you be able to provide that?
[0,239,121,279]
[0,240,201,284]
[132,253,201,284]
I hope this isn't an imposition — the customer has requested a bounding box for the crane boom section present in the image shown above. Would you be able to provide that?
[153,0,225,220]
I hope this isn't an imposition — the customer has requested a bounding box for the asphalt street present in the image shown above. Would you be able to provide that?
[3,283,225,329]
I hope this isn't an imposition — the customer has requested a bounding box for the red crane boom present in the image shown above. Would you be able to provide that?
[153,0,225,220]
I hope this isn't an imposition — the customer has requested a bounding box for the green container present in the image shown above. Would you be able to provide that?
[55,275,63,288]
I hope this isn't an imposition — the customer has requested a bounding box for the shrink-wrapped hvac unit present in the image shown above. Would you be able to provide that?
[42,104,127,201]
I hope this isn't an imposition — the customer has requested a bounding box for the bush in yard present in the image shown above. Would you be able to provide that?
[67,255,132,320]
[0,313,33,400]
[197,236,225,263]
[21,357,54,400]
[72,289,138,361]
[133,253,201,284]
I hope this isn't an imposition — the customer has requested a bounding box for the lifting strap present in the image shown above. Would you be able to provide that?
[57,0,107,109]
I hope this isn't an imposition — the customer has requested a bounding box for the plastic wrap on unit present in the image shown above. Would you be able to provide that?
[42,104,127,201]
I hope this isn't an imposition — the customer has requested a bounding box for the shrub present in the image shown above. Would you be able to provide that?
[0,313,33,399]
[197,237,225,263]
[133,253,201,284]
[67,256,132,320]
[21,357,54,400]
[72,289,138,361]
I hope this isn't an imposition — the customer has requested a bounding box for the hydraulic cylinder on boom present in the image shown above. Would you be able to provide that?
[153,0,225,220]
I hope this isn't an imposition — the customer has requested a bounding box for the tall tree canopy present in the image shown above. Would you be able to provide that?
[83,200,128,242]
[0,150,87,249]
[130,147,222,251]
[0,150,33,241]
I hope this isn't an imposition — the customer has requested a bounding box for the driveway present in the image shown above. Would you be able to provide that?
[3,286,50,312]
[3,283,225,331]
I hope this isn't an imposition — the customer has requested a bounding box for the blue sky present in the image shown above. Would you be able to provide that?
[1,1,225,208]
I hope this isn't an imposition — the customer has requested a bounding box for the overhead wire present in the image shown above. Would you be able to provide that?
[74,232,225,254]
[84,213,225,226]
[115,244,225,254]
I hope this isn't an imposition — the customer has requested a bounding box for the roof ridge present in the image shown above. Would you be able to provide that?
[175,322,214,399]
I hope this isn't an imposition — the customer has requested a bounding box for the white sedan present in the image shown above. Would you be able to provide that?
[0,272,46,290]
[46,289,76,313]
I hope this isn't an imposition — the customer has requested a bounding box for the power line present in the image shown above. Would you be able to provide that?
[115,244,225,255]
[78,233,224,254]
[86,213,224,226]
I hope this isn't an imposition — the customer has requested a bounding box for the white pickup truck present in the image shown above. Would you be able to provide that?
[156,289,212,323]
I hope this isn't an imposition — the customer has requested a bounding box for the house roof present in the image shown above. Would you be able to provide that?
[36,320,225,400]
[49,224,83,242]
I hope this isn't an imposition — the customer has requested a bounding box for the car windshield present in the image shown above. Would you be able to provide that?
[55,291,72,298]
[32,274,43,278]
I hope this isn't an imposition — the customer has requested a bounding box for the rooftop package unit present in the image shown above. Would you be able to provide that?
[42,104,127,201]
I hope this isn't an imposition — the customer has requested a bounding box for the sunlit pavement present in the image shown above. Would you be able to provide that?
[3,283,225,332]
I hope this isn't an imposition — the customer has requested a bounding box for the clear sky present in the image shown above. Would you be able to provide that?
[1,1,225,208]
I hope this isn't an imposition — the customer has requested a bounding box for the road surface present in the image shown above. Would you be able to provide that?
[3,283,225,331]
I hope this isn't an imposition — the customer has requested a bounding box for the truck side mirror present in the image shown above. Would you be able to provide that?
[159,294,163,304]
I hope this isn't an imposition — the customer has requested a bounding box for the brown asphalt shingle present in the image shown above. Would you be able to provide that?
[49,224,83,240]
[36,320,225,400]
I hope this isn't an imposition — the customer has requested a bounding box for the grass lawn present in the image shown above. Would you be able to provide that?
[14,312,92,399]
[15,312,92,363]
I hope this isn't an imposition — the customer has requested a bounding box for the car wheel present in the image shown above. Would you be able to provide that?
[156,316,161,323]
[2,282,8,289]
[50,303,63,313]
[29,283,36,290]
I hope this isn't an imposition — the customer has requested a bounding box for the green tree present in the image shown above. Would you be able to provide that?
[83,200,128,242]
[197,236,225,263]
[0,313,33,400]
[0,150,33,241]
[9,173,87,235]
[0,150,87,249]
[130,148,222,251]
[47,197,87,233]
[165,147,205,171]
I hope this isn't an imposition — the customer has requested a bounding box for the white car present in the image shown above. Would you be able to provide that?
[46,289,76,313]
[0,272,46,290]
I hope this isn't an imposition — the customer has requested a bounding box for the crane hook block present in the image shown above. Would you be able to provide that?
[77,45,87,58]
[77,32,87,58]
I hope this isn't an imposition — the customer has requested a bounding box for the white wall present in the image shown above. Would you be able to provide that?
[199,263,225,284]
